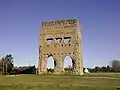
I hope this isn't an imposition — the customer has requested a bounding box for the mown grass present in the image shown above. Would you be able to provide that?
[0,73,120,90]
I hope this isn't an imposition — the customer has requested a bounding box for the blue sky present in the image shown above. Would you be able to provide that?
[0,0,120,68]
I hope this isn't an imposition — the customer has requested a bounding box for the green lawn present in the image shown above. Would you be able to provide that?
[0,73,120,90]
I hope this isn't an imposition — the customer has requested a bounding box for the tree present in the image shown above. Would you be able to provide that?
[1,54,14,74]
[94,66,101,72]
[111,60,120,72]
[106,65,112,72]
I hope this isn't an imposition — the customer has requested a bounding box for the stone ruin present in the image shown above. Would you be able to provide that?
[38,19,83,75]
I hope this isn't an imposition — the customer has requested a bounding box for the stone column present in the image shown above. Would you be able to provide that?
[72,53,83,75]
[71,56,76,74]
[39,55,48,74]
[54,55,62,74]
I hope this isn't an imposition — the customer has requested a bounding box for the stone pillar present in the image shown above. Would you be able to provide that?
[39,55,46,74]
[54,55,62,74]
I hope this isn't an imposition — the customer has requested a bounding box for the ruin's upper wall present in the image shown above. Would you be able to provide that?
[41,19,79,27]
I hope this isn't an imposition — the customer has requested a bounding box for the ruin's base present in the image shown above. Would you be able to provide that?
[38,71,84,75]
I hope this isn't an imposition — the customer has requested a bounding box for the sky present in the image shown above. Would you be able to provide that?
[0,0,120,68]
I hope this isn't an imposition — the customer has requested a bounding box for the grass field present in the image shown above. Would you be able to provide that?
[0,73,120,90]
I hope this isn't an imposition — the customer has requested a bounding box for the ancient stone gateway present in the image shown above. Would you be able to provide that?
[38,19,83,75]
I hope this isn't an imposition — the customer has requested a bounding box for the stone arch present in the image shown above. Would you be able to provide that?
[62,54,76,73]
[44,54,57,73]
[47,55,54,69]
[64,56,73,68]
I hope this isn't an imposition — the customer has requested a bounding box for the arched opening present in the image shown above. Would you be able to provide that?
[47,55,56,73]
[64,56,74,73]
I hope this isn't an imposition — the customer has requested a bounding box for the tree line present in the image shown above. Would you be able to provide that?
[47,60,120,73]
[87,60,120,73]
[0,54,36,75]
